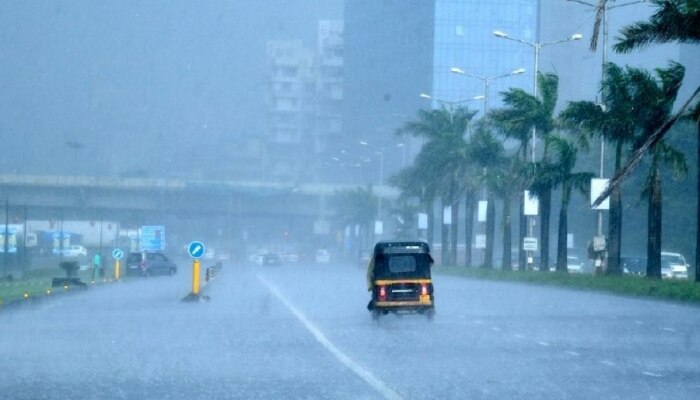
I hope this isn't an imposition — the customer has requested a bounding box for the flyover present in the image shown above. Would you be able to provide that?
[0,173,398,248]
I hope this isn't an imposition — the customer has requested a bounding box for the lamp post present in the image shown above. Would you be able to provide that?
[567,0,647,272]
[449,67,524,265]
[492,30,582,163]
[493,29,582,269]
[449,67,525,116]
[419,93,485,125]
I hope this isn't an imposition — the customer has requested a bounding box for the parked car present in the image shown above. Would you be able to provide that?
[249,252,281,266]
[62,245,88,258]
[661,252,689,279]
[125,251,177,276]
[315,249,330,263]
[261,253,281,266]
[621,256,647,276]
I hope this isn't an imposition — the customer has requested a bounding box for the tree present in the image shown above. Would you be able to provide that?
[331,186,378,252]
[612,0,700,54]
[468,125,507,268]
[560,63,638,275]
[486,153,523,271]
[545,136,594,272]
[592,1,700,278]
[489,72,560,271]
[397,105,478,265]
[626,62,688,278]
[689,101,700,282]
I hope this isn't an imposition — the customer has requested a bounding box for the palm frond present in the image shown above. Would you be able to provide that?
[613,0,700,53]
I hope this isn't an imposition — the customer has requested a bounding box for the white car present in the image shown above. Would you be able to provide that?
[315,249,330,263]
[661,252,689,279]
[62,245,87,258]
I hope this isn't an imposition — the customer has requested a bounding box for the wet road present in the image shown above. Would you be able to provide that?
[1,261,699,399]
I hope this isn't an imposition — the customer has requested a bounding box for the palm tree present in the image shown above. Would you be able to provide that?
[626,62,688,278]
[560,63,638,275]
[545,136,594,272]
[397,105,477,265]
[332,186,379,252]
[591,1,700,277]
[489,72,560,271]
[689,101,700,282]
[486,152,522,271]
[612,0,700,53]
[468,126,507,268]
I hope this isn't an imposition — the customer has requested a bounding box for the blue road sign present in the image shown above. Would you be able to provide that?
[112,248,124,260]
[188,241,205,259]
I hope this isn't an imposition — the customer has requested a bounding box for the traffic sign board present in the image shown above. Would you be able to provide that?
[523,237,538,251]
[140,225,166,251]
[188,241,205,259]
[112,248,124,260]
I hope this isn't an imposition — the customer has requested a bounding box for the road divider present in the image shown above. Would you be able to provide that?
[182,261,222,302]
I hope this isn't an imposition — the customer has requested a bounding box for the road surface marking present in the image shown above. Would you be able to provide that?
[536,341,550,347]
[475,319,484,325]
[565,351,580,356]
[634,320,644,325]
[491,327,501,332]
[257,275,404,400]
[662,327,677,332]
[514,334,525,339]
[641,371,663,378]
[600,360,615,367]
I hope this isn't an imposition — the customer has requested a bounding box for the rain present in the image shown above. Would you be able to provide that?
[1,1,699,399]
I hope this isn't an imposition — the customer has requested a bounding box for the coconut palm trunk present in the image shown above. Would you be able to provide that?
[451,198,459,266]
[501,191,513,271]
[607,142,624,275]
[539,187,552,272]
[556,184,571,272]
[464,191,474,267]
[646,161,662,279]
[484,192,496,268]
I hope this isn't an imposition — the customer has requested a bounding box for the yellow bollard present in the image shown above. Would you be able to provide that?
[114,260,121,280]
[192,259,201,295]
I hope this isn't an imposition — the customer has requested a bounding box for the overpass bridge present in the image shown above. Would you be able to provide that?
[0,174,398,249]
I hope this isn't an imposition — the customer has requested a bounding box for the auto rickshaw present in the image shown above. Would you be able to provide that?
[366,241,435,320]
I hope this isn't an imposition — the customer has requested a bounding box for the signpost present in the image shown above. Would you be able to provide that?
[112,248,123,280]
[187,241,205,297]
[140,225,166,251]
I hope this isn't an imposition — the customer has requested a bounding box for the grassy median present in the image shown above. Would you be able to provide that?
[0,267,107,305]
[437,267,700,304]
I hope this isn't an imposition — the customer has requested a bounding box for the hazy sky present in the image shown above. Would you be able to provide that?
[0,1,342,178]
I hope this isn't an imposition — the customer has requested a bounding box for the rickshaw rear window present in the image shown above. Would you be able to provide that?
[389,256,416,273]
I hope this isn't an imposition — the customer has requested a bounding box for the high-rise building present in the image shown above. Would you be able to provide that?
[265,21,344,183]
[343,0,538,184]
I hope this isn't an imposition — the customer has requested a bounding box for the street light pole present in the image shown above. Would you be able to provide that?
[449,66,525,265]
[567,0,646,271]
[493,29,582,270]
[449,67,526,117]
[419,93,485,125]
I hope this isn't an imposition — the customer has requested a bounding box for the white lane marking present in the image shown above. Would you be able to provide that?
[257,275,404,400]
[634,320,644,325]
[536,341,550,347]
[565,351,580,356]
[600,360,615,367]
[662,327,677,332]
[641,371,663,378]
[475,319,484,325]
[491,327,501,332]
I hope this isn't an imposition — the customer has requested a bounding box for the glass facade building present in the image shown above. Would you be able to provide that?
[432,0,538,116]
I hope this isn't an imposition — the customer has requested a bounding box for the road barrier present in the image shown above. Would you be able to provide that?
[182,261,223,302]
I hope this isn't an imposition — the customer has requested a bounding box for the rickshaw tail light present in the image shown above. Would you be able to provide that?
[378,285,387,301]
[421,284,429,296]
